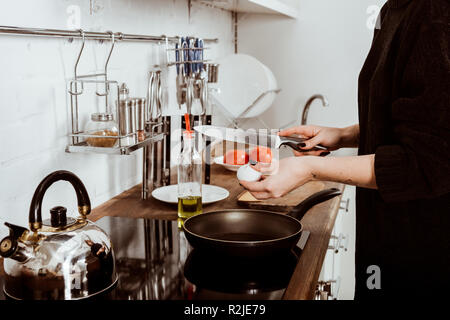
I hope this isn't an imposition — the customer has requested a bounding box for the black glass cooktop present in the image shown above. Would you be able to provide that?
[94,216,309,300]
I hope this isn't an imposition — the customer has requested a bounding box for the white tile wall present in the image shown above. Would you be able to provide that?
[0,0,233,230]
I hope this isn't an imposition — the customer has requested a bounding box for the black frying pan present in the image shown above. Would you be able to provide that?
[183,188,341,259]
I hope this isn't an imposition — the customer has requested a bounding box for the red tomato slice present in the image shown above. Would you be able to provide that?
[249,147,272,164]
[224,149,249,165]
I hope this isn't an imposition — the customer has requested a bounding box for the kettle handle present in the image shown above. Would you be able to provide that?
[29,170,91,232]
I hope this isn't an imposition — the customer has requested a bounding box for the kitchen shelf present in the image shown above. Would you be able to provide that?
[196,0,298,18]
[65,132,165,155]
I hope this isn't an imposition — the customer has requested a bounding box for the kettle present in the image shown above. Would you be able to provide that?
[0,170,117,300]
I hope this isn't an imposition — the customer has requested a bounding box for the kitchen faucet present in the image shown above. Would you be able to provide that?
[301,94,329,125]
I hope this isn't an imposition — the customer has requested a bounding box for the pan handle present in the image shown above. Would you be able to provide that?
[287,188,342,221]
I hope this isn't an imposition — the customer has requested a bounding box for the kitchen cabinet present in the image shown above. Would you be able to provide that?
[195,0,299,18]
[316,186,355,300]
[335,186,355,299]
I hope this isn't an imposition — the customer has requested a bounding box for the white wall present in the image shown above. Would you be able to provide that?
[0,0,233,229]
[238,0,386,132]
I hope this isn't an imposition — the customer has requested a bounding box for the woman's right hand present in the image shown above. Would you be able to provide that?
[278,124,359,156]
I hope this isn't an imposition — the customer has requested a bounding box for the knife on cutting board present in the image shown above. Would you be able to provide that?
[194,125,327,152]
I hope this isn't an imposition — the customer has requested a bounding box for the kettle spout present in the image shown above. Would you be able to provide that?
[0,222,33,263]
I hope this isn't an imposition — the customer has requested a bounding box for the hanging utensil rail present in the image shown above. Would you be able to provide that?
[0,25,218,43]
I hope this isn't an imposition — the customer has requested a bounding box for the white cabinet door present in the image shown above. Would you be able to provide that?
[334,186,356,300]
[316,185,356,300]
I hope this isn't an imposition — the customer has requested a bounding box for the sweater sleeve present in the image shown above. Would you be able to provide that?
[375,3,450,203]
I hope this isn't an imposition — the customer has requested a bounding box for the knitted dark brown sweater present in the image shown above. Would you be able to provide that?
[356,0,449,298]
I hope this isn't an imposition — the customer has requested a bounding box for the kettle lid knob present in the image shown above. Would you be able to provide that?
[50,206,67,227]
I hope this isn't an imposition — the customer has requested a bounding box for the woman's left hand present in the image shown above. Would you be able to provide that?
[239,157,313,200]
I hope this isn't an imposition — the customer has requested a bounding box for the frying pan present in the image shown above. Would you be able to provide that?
[183,188,341,258]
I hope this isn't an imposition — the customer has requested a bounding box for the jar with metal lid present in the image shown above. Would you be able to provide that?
[85,113,119,148]
[135,98,146,142]
[118,99,136,146]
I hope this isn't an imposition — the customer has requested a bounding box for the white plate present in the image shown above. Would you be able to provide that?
[151,184,229,204]
[214,155,244,172]
[212,54,278,118]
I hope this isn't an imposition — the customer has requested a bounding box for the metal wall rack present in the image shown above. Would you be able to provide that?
[0,25,218,156]
[0,25,219,200]
[0,25,218,44]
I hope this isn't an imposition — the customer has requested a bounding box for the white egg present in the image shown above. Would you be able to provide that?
[237,164,262,182]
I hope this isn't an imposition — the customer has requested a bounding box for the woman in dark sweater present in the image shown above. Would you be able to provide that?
[240,0,449,298]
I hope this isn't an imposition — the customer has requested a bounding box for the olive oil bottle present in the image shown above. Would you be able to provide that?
[178,130,202,225]
[178,195,202,219]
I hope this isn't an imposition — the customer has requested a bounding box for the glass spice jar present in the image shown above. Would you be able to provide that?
[85,113,119,148]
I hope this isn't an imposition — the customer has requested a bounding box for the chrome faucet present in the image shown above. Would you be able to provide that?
[301,94,329,125]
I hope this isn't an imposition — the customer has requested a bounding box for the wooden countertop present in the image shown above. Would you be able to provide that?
[89,165,246,221]
[90,164,344,300]
[0,165,344,300]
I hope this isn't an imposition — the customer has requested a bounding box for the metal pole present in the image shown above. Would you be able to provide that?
[0,25,218,43]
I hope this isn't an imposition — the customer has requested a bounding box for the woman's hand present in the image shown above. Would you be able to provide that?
[239,154,377,200]
[239,157,314,200]
[279,124,359,156]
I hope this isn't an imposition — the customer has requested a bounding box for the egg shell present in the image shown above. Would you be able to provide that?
[237,164,262,182]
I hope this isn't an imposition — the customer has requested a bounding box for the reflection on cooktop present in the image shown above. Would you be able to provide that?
[95,216,309,300]
[0,271,4,300]
[184,249,299,300]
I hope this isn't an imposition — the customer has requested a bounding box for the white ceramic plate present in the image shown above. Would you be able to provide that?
[151,184,229,204]
[212,54,278,118]
[214,155,244,172]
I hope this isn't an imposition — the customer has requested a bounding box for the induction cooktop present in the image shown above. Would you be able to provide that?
[94,215,309,300]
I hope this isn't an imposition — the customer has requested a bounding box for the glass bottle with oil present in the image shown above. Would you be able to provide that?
[178,131,202,225]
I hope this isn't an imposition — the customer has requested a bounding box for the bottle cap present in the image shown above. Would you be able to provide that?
[183,130,194,139]
[184,113,193,138]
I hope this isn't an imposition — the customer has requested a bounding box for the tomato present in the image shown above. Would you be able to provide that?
[224,149,249,165]
[249,146,272,163]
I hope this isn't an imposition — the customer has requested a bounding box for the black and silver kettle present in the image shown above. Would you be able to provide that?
[0,170,117,300]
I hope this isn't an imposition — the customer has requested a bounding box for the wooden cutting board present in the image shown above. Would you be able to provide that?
[237,181,326,212]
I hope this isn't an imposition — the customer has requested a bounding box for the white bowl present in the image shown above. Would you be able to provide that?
[212,54,278,119]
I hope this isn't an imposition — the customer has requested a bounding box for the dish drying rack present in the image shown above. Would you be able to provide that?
[211,88,281,130]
